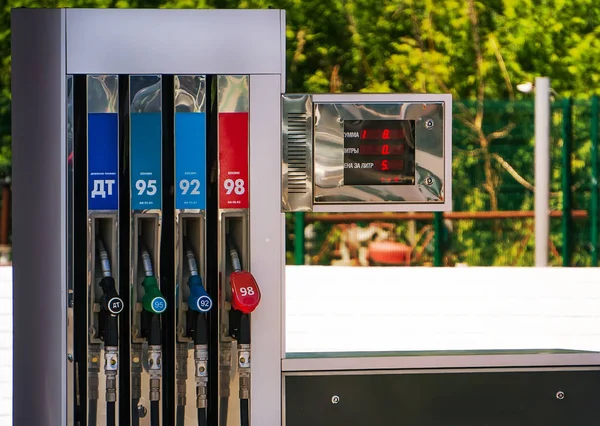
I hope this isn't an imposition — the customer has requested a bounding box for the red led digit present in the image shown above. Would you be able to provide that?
[381,144,389,155]
[382,129,390,139]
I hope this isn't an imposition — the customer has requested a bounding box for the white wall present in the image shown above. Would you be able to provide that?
[286,266,600,354]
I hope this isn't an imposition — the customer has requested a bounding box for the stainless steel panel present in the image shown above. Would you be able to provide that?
[248,75,285,426]
[11,8,67,426]
[281,94,313,212]
[66,9,286,75]
[131,75,162,113]
[175,75,206,113]
[218,75,249,113]
[282,352,600,373]
[87,75,118,113]
[313,101,446,204]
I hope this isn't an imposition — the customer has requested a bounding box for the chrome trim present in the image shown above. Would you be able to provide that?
[313,100,447,206]
[66,73,74,426]
[281,94,313,212]
[175,75,206,113]
[281,352,600,373]
[87,75,118,113]
[217,75,249,113]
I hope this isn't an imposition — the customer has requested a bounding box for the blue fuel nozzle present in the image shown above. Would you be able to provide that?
[187,275,212,313]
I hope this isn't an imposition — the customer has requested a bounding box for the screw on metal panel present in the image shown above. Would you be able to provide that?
[556,391,565,400]
[67,354,74,362]
[425,119,434,130]
[425,176,434,186]
[331,395,340,404]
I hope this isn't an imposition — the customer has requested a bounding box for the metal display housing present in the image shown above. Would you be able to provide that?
[282,93,452,212]
[12,8,285,426]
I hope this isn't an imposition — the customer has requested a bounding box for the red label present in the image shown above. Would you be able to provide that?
[218,112,249,209]
[229,271,261,314]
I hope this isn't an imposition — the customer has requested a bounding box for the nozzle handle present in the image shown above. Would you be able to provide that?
[187,275,213,313]
[142,276,167,314]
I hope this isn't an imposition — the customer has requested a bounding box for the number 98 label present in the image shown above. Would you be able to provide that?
[218,112,249,209]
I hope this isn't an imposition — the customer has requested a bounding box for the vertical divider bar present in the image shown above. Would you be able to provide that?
[161,75,176,426]
[206,75,220,426]
[118,74,132,426]
[73,73,88,426]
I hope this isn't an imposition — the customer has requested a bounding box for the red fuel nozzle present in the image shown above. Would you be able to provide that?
[229,271,261,314]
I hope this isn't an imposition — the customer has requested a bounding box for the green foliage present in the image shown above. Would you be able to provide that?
[2,0,600,265]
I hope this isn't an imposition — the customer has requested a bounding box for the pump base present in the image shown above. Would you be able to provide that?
[284,368,600,426]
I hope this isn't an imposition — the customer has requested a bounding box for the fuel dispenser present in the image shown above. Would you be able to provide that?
[14,7,600,426]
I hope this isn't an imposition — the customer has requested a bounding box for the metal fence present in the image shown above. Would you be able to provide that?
[286,96,600,267]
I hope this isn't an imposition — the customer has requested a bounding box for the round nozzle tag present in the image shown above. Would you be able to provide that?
[107,297,124,315]
[188,275,213,313]
[229,271,261,314]
[151,297,167,314]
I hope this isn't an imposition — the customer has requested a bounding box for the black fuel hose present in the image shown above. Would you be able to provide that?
[240,399,249,426]
[151,400,160,426]
[176,405,185,426]
[198,407,208,426]
[88,399,97,426]
[220,397,229,425]
[132,399,140,426]
[107,401,116,426]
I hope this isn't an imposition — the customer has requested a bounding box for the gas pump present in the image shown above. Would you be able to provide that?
[23,8,600,426]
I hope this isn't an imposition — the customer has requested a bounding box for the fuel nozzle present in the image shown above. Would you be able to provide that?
[183,241,211,416]
[96,237,122,410]
[140,246,167,315]
[186,246,213,314]
[138,244,165,410]
[225,234,260,417]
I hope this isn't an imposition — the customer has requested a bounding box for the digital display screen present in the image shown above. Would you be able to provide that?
[343,119,416,185]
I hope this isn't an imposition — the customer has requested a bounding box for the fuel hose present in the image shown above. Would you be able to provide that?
[97,238,123,426]
[185,242,212,426]
[140,246,167,426]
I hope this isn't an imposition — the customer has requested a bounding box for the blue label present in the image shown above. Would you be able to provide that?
[196,295,213,312]
[151,297,167,314]
[131,112,162,210]
[175,112,206,210]
[88,113,119,210]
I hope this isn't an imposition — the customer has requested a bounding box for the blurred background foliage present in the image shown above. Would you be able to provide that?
[2,0,600,265]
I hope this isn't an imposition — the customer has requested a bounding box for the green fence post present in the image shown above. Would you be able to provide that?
[561,97,573,266]
[294,212,305,265]
[591,96,599,266]
[433,212,444,266]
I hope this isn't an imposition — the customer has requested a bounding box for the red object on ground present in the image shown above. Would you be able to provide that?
[368,241,411,265]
